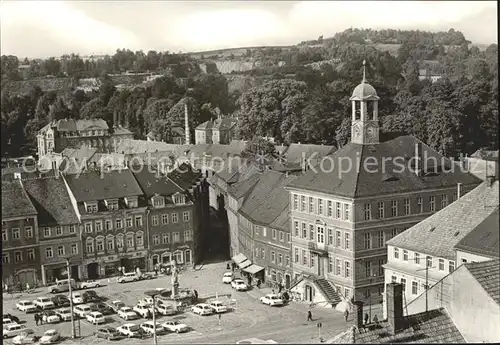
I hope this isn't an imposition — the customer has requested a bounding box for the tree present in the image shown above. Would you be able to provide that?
[241,137,276,160]
[151,75,183,99]
[335,117,351,148]
[1,55,21,80]
[143,98,176,131]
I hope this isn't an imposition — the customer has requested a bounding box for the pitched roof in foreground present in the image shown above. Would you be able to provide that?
[328,308,465,344]
[465,259,500,305]
[1,180,37,218]
[287,136,481,198]
[284,143,336,164]
[132,166,183,198]
[454,208,499,258]
[387,181,499,260]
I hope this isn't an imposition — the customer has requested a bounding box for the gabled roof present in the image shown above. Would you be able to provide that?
[284,143,335,164]
[212,118,237,131]
[454,208,499,258]
[464,259,500,305]
[387,181,499,260]
[1,180,37,218]
[23,177,79,225]
[471,149,499,162]
[287,136,481,198]
[53,119,109,132]
[167,163,201,190]
[132,166,183,198]
[64,169,143,202]
[229,173,261,199]
[195,121,213,130]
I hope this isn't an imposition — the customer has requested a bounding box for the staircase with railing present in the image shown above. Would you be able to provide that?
[314,278,342,307]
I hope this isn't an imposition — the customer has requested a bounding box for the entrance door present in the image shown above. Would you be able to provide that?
[87,263,99,279]
[18,271,36,287]
[71,265,79,280]
[318,257,324,277]
[305,285,313,302]
[285,274,291,289]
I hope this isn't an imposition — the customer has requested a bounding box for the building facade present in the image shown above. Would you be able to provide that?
[195,117,237,145]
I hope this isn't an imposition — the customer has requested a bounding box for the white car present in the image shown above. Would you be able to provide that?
[259,294,284,306]
[55,308,73,322]
[73,304,92,318]
[79,280,101,289]
[209,301,228,313]
[116,323,142,338]
[71,292,84,305]
[156,304,176,316]
[3,317,18,328]
[236,339,279,344]
[41,311,61,324]
[39,329,60,344]
[3,324,30,338]
[34,297,55,310]
[140,321,166,335]
[231,279,248,291]
[192,303,213,316]
[16,301,37,313]
[117,307,139,321]
[222,272,233,284]
[161,320,189,333]
[12,330,37,345]
[117,272,139,284]
[133,304,155,318]
[109,300,126,313]
[86,312,105,325]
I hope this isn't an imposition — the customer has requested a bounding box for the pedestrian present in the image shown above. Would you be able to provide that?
[26,283,30,292]
[364,313,369,325]
[39,313,43,325]
[256,278,261,289]
[34,313,39,326]
[278,283,283,294]
[307,310,313,321]
[271,288,275,294]
[193,289,198,302]
[344,310,349,322]
[5,284,9,294]
[226,262,231,270]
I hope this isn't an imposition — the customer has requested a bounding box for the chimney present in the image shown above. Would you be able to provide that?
[486,175,495,187]
[386,283,404,334]
[184,103,191,145]
[415,142,423,176]
[353,301,364,329]
[457,183,463,199]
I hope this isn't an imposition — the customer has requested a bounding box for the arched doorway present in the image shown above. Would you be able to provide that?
[87,263,99,279]
[305,284,313,302]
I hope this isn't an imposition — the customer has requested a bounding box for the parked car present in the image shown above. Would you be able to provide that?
[82,290,100,303]
[139,272,156,281]
[138,297,161,306]
[15,301,37,313]
[95,327,124,341]
[33,297,55,310]
[86,312,105,325]
[259,294,284,307]
[71,292,84,305]
[55,308,72,322]
[73,304,92,318]
[39,329,60,344]
[192,303,213,316]
[89,302,114,315]
[140,321,166,335]
[50,295,70,308]
[3,324,30,338]
[79,280,101,289]
[41,311,61,324]
[117,272,139,284]
[117,307,139,321]
[116,323,148,338]
[108,300,126,313]
[231,279,248,291]
[161,320,189,333]
[12,330,38,345]
[222,272,233,284]
[3,317,18,328]
[133,304,155,318]
[47,279,77,294]
[3,314,20,323]
[156,304,177,316]
[209,301,228,313]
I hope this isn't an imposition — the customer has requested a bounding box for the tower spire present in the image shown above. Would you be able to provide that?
[362,60,367,83]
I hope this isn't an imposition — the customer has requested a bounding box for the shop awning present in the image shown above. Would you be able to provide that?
[232,253,248,265]
[238,259,252,269]
[243,264,264,275]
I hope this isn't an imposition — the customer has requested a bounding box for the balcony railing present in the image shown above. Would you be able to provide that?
[308,242,328,256]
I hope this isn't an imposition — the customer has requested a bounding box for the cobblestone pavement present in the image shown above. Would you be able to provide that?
[3,262,351,344]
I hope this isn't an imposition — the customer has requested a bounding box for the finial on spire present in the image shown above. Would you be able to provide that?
[362,60,366,83]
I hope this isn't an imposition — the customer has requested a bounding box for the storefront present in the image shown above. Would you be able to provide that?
[243,264,265,283]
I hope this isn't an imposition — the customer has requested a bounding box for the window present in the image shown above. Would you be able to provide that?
[344,203,350,221]
[449,261,455,273]
[271,251,276,263]
[106,200,118,211]
[317,226,325,243]
[173,232,180,243]
[135,216,143,227]
[302,250,307,265]
[126,236,134,248]
[279,231,284,242]
[27,249,35,260]
[344,288,351,299]
[85,223,92,233]
[12,228,20,239]
[412,281,418,295]
[345,261,351,278]
[272,229,277,239]
[285,255,290,267]
[441,194,448,209]
[278,254,283,265]
[152,215,159,226]
[429,196,436,212]
[426,256,433,268]
[116,219,123,229]
[404,198,410,215]
[378,202,385,219]
[57,246,65,256]
[136,233,144,247]
[14,251,22,262]
[105,220,112,231]
[400,278,406,292]
[327,200,333,217]
[402,250,409,261]
[302,223,307,238]
[263,227,267,236]
[294,248,299,263]
[262,248,265,259]
[162,214,168,225]
[153,234,160,245]
[364,204,372,220]
[107,238,115,251]
[56,226,63,235]
[172,213,178,223]
[309,197,314,213]
[184,230,193,241]
[116,236,123,249]
[69,225,76,234]
[336,202,341,218]
[45,247,53,258]
[364,233,371,249]
[394,247,399,259]
[95,221,102,232]
[461,258,467,264]
[336,259,341,275]
[344,233,350,250]
[173,194,185,204]
[2,228,7,241]
[328,228,333,245]
[328,256,333,272]
[336,230,341,247]
[293,194,298,210]
[391,200,398,217]
[71,244,78,254]
[438,258,445,271]
[25,226,33,238]
[183,211,190,222]
[96,238,104,252]
[309,225,315,240]
[152,197,164,208]
[365,261,371,277]
[452,192,457,202]
[417,197,423,213]
[377,231,384,248]
[391,275,397,283]
[378,259,385,275]
[162,233,170,244]
[86,240,94,253]
[301,196,306,212]
[294,221,299,236]
[414,253,420,264]
[318,199,324,215]
[86,203,98,213]
[391,229,398,238]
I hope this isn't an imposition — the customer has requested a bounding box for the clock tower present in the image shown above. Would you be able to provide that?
[349,60,380,145]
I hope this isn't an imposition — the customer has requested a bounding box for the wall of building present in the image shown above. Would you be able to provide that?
[467,158,498,180]
[227,195,240,257]
[455,250,497,264]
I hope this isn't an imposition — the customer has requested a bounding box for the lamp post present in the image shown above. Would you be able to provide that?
[368,273,376,324]
[66,258,76,339]
[145,290,162,345]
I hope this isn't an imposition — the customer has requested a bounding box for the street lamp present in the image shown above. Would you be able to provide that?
[66,258,76,339]
[368,273,377,324]
[144,290,162,345]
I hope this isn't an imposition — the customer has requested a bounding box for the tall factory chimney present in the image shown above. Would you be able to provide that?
[185,103,191,145]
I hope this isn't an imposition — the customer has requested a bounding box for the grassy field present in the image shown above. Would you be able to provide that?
[188,45,294,59]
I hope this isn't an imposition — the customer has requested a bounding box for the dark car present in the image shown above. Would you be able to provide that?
[51,295,70,307]
[89,302,114,315]
[3,314,20,323]
[95,327,124,341]
[139,273,156,281]
[82,290,100,303]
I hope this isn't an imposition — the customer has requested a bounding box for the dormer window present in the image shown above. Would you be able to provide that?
[152,195,165,208]
[85,202,98,213]
[173,193,185,205]
[124,197,138,208]
[105,199,119,211]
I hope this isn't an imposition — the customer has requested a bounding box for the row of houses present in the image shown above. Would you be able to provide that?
[2,162,208,287]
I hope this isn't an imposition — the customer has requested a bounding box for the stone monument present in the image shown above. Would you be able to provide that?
[171,260,179,297]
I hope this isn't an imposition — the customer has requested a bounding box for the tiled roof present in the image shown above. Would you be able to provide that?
[229,173,261,199]
[64,169,143,202]
[465,259,500,305]
[22,177,79,225]
[471,149,499,161]
[116,139,187,155]
[454,208,499,258]
[1,180,37,218]
[54,119,108,132]
[167,163,201,190]
[387,181,499,260]
[132,166,183,197]
[195,121,213,130]
[61,147,97,163]
[284,143,335,164]
[212,118,237,130]
[328,308,465,344]
[287,136,481,198]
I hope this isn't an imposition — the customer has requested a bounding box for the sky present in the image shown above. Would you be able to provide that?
[0,1,497,59]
